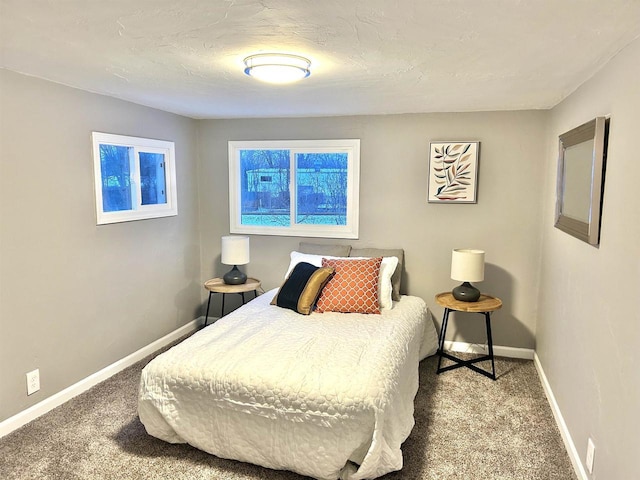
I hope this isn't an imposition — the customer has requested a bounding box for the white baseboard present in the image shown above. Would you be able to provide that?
[534,353,588,480]
[0,317,204,439]
[444,340,534,359]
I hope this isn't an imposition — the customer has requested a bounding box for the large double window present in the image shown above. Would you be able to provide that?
[92,132,177,225]
[229,139,360,238]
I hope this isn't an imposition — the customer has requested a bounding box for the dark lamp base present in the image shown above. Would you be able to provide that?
[223,265,247,285]
[452,281,480,302]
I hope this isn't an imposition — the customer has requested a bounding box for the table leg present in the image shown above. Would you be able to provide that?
[204,291,213,327]
[436,308,451,373]
[221,293,226,318]
[485,312,496,380]
[241,292,245,304]
[436,309,496,380]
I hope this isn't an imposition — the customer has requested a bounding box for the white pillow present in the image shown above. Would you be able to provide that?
[285,251,399,309]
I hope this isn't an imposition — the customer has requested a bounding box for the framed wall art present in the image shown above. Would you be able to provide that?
[427,141,480,203]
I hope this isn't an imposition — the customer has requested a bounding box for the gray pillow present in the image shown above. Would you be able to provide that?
[350,248,404,301]
[298,242,352,256]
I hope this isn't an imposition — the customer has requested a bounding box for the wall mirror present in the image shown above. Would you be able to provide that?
[555,116,609,246]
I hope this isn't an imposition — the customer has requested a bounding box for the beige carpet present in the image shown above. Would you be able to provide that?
[0,345,577,480]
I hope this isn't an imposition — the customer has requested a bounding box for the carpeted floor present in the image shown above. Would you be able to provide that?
[0,344,577,480]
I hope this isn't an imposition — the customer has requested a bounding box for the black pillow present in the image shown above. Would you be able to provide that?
[271,262,334,314]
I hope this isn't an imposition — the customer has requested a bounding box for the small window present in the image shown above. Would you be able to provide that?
[229,139,360,238]
[92,132,177,225]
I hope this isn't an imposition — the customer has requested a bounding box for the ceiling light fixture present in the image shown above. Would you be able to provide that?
[243,53,311,84]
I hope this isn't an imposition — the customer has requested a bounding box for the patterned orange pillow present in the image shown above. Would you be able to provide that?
[316,257,382,314]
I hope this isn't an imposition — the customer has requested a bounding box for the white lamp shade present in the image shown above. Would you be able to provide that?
[221,236,250,265]
[451,249,485,282]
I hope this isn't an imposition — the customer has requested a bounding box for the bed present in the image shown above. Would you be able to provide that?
[138,248,438,480]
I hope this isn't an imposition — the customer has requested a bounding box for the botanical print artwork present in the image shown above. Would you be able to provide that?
[428,142,479,203]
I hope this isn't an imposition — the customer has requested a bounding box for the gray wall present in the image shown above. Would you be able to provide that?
[7,45,635,477]
[0,70,202,421]
[197,111,547,349]
[537,38,640,478]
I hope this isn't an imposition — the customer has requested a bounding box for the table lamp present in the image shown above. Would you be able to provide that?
[221,235,250,285]
[451,248,485,302]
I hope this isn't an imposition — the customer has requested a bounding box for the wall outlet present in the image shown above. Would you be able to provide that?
[586,437,595,474]
[26,369,40,396]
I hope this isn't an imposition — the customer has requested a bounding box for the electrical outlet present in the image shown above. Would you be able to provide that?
[26,369,40,396]
[586,437,595,474]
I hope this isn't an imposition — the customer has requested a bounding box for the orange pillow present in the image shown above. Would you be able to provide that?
[316,257,382,314]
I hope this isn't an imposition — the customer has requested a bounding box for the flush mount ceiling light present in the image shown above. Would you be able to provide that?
[243,53,311,84]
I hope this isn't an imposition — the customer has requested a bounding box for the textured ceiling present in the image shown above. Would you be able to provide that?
[2,0,640,119]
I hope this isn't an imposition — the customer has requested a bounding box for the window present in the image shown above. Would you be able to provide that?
[92,132,177,225]
[229,139,360,238]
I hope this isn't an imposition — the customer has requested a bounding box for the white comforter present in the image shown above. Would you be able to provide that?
[138,290,438,480]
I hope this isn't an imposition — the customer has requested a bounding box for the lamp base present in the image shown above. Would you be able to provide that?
[223,265,247,285]
[452,282,480,302]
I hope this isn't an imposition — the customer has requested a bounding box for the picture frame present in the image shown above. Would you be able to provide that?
[427,141,480,203]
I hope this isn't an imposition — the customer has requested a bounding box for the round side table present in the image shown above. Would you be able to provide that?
[435,292,502,380]
[203,277,261,326]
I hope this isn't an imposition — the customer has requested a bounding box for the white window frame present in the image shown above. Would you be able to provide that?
[229,139,360,239]
[92,132,178,225]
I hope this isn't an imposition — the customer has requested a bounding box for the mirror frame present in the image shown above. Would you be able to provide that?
[555,116,609,246]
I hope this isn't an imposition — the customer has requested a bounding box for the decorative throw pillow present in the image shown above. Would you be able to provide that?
[271,262,334,315]
[315,257,383,314]
[350,248,404,301]
[285,251,398,309]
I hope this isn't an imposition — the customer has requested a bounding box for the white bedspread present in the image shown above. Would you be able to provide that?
[138,290,438,480]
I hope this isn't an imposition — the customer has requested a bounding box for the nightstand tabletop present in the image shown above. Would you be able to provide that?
[435,292,502,313]
[204,277,261,294]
